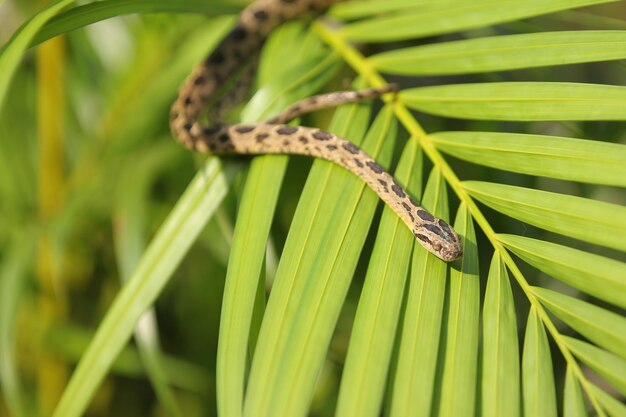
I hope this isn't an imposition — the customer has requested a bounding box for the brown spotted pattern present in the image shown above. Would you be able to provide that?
[170,0,463,261]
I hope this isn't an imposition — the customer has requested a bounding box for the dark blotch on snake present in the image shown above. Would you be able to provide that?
[253,9,268,20]
[193,76,205,85]
[218,133,230,143]
[415,234,431,244]
[354,158,363,168]
[366,160,383,174]
[342,142,360,154]
[184,97,193,106]
[391,184,405,198]
[202,126,221,136]
[183,123,192,131]
[299,136,308,144]
[402,202,415,221]
[235,126,255,134]
[438,219,454,236]
[231,26,247,41]
[277,126,298,135]
[416,210,435,222]
[209,51,225,65]
[256,133,269,142]
[327,145,337,150]
[312,130,332,141]
[424,223,447,239]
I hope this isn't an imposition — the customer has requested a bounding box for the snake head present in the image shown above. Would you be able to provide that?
[413,219,463,262]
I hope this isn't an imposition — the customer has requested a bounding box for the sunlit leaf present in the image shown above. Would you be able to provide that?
[522,307,557,417]
[563,336,626,397]
[335,138,421,417]
[331,0,449,20]
[564,366,588,417]
[244,105,397,417]
[341,0,619,42]
[464,181,626,252]
[499,235,626,309]
[401,83,626,121]
[389,169,451,417]
[588,384,626,417]
[482,254,520,417]
[217,24,340,417]
[437,203,480,417]
[372,31,626,75]
[533,287,626,360]
[430,131,626,186]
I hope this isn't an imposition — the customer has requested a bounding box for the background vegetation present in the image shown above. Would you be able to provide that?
[0,0,625,416]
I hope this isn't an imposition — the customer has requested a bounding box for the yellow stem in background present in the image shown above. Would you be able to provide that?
[36,29,68,417]
[313,21,607,417]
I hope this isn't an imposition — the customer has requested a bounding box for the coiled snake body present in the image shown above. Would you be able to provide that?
[170,0,463,261]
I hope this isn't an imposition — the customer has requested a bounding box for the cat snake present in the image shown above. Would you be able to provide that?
[170,0,463,261]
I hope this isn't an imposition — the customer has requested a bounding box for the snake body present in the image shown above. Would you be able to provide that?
[170,0,463,261]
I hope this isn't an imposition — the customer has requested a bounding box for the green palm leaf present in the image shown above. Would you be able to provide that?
[371,31,626,75]
[564,366,588,417]
[431,132,626,186]
[388,169,450,417]
[402,83,626,120]
[562,337,626,396]
[522,307,557,417]
[482,254,521,417]
[335,138,420,417]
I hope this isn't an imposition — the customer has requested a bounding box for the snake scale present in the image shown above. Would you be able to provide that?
[170,0,463,261]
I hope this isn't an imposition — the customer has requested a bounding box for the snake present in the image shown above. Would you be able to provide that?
[170,0,463,261]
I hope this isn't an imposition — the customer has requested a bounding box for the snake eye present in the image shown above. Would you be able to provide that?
[433,242,442,252]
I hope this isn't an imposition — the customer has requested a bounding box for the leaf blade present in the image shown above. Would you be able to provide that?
[401,83,626,121]
[389,169,451,417]
[532,287,626,360]
[464,181,626,252]
[563,336,626,397]
[430,131,626,187]
[243,103,397,417]
[588,385,626,417]
[498,234,626,309]
[437,203,480,417]
[371,31,626,75]
[217,25,339,417]
[341,0,620,42]
[564,365,588,417]
[335,138,421,417]
[482,254,520,417]
[522,307,557,417]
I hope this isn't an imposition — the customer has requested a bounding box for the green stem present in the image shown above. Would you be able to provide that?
[313,20,606,417]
